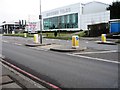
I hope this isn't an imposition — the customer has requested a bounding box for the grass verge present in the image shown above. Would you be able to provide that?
[3,31,86,40]
[3,33,33,37]
[115,39,120,44]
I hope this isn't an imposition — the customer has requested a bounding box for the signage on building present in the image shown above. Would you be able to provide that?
[27,22,37,33]
[43,3,81,18]
[46,8,71,17]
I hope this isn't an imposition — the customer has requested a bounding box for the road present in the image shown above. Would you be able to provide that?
[2,42,119,88]
[3,36,118,51]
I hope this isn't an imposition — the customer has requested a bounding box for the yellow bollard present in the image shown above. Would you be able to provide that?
[34,34,39,43]
[72,36,75,47]
[12,31,15,34]
[101,34,106,42]
[72,36,79,48]
[24,33,27,38]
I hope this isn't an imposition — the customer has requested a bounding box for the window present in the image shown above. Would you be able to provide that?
[43,13,78,30]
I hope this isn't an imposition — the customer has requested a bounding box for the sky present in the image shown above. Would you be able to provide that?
[0,0,119,24]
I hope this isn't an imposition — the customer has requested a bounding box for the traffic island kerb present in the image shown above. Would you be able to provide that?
[50,47,87,52]
[24,43,56,47]
[96,41,117,45]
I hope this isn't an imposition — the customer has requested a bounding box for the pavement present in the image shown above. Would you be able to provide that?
[0,59,47,89]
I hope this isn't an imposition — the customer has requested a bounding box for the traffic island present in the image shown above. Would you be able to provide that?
[50,46,87,52]
[50,35,87,52]
[24,43,56,47]
[96,41,117,45]
[96,34,117,45]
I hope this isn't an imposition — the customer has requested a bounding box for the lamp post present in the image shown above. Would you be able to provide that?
[39,0,42,44]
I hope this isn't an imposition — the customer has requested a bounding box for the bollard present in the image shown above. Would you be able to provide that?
[72,36,79,49]
[24,33,27,38]
[34,34,39,43]
[12,31,15,34]
[101,34,106,42]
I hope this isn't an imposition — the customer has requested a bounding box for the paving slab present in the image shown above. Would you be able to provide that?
[0,61,47,89]
[0,76,13,85]
[2,82,22,88]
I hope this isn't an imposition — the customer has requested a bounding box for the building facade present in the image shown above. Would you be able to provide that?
[1,20,26,34]
[42,1,110,31]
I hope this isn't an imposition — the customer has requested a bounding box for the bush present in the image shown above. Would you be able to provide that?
[75,31,86,37]
[115,40,120,43]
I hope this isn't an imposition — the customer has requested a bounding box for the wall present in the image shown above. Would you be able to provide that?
[83,1,109,14]
[80,11,110,30]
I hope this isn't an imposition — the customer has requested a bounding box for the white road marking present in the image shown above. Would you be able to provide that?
[67,53,120,64]
[14,43,22,46]
[28,47,48,51]
[73,50,118,55]
[86,41,88,43]
[3,41,22,46]
[2,40,9,43]
[51,39,54,41]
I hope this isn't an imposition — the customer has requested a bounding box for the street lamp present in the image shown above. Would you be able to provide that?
[39,0,42,44]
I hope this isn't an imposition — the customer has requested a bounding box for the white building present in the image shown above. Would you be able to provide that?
[42,1,110,31]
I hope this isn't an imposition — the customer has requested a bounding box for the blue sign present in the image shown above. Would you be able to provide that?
[76,37,79,40]
[110,22,120,33]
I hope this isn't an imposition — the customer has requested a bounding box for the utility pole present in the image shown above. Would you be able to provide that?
[39,0,42,44]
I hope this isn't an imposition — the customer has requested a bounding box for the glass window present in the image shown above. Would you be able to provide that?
[58,16,62,29]
[72,14,76,23]
[43,19,49,30]
[61,16,65,28]
[66,15,70,23]
[61,16,64,23]
[55,17,58,29]
[49,18,52,29]
[43,13,78,30]
[69,14,73,28]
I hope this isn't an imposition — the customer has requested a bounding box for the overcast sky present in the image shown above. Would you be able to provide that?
[0,0,119,24]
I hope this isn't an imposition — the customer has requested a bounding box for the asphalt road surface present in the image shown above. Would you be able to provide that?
[2,42,119,88]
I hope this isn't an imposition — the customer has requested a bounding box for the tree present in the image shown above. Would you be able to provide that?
[107,1,120,19]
